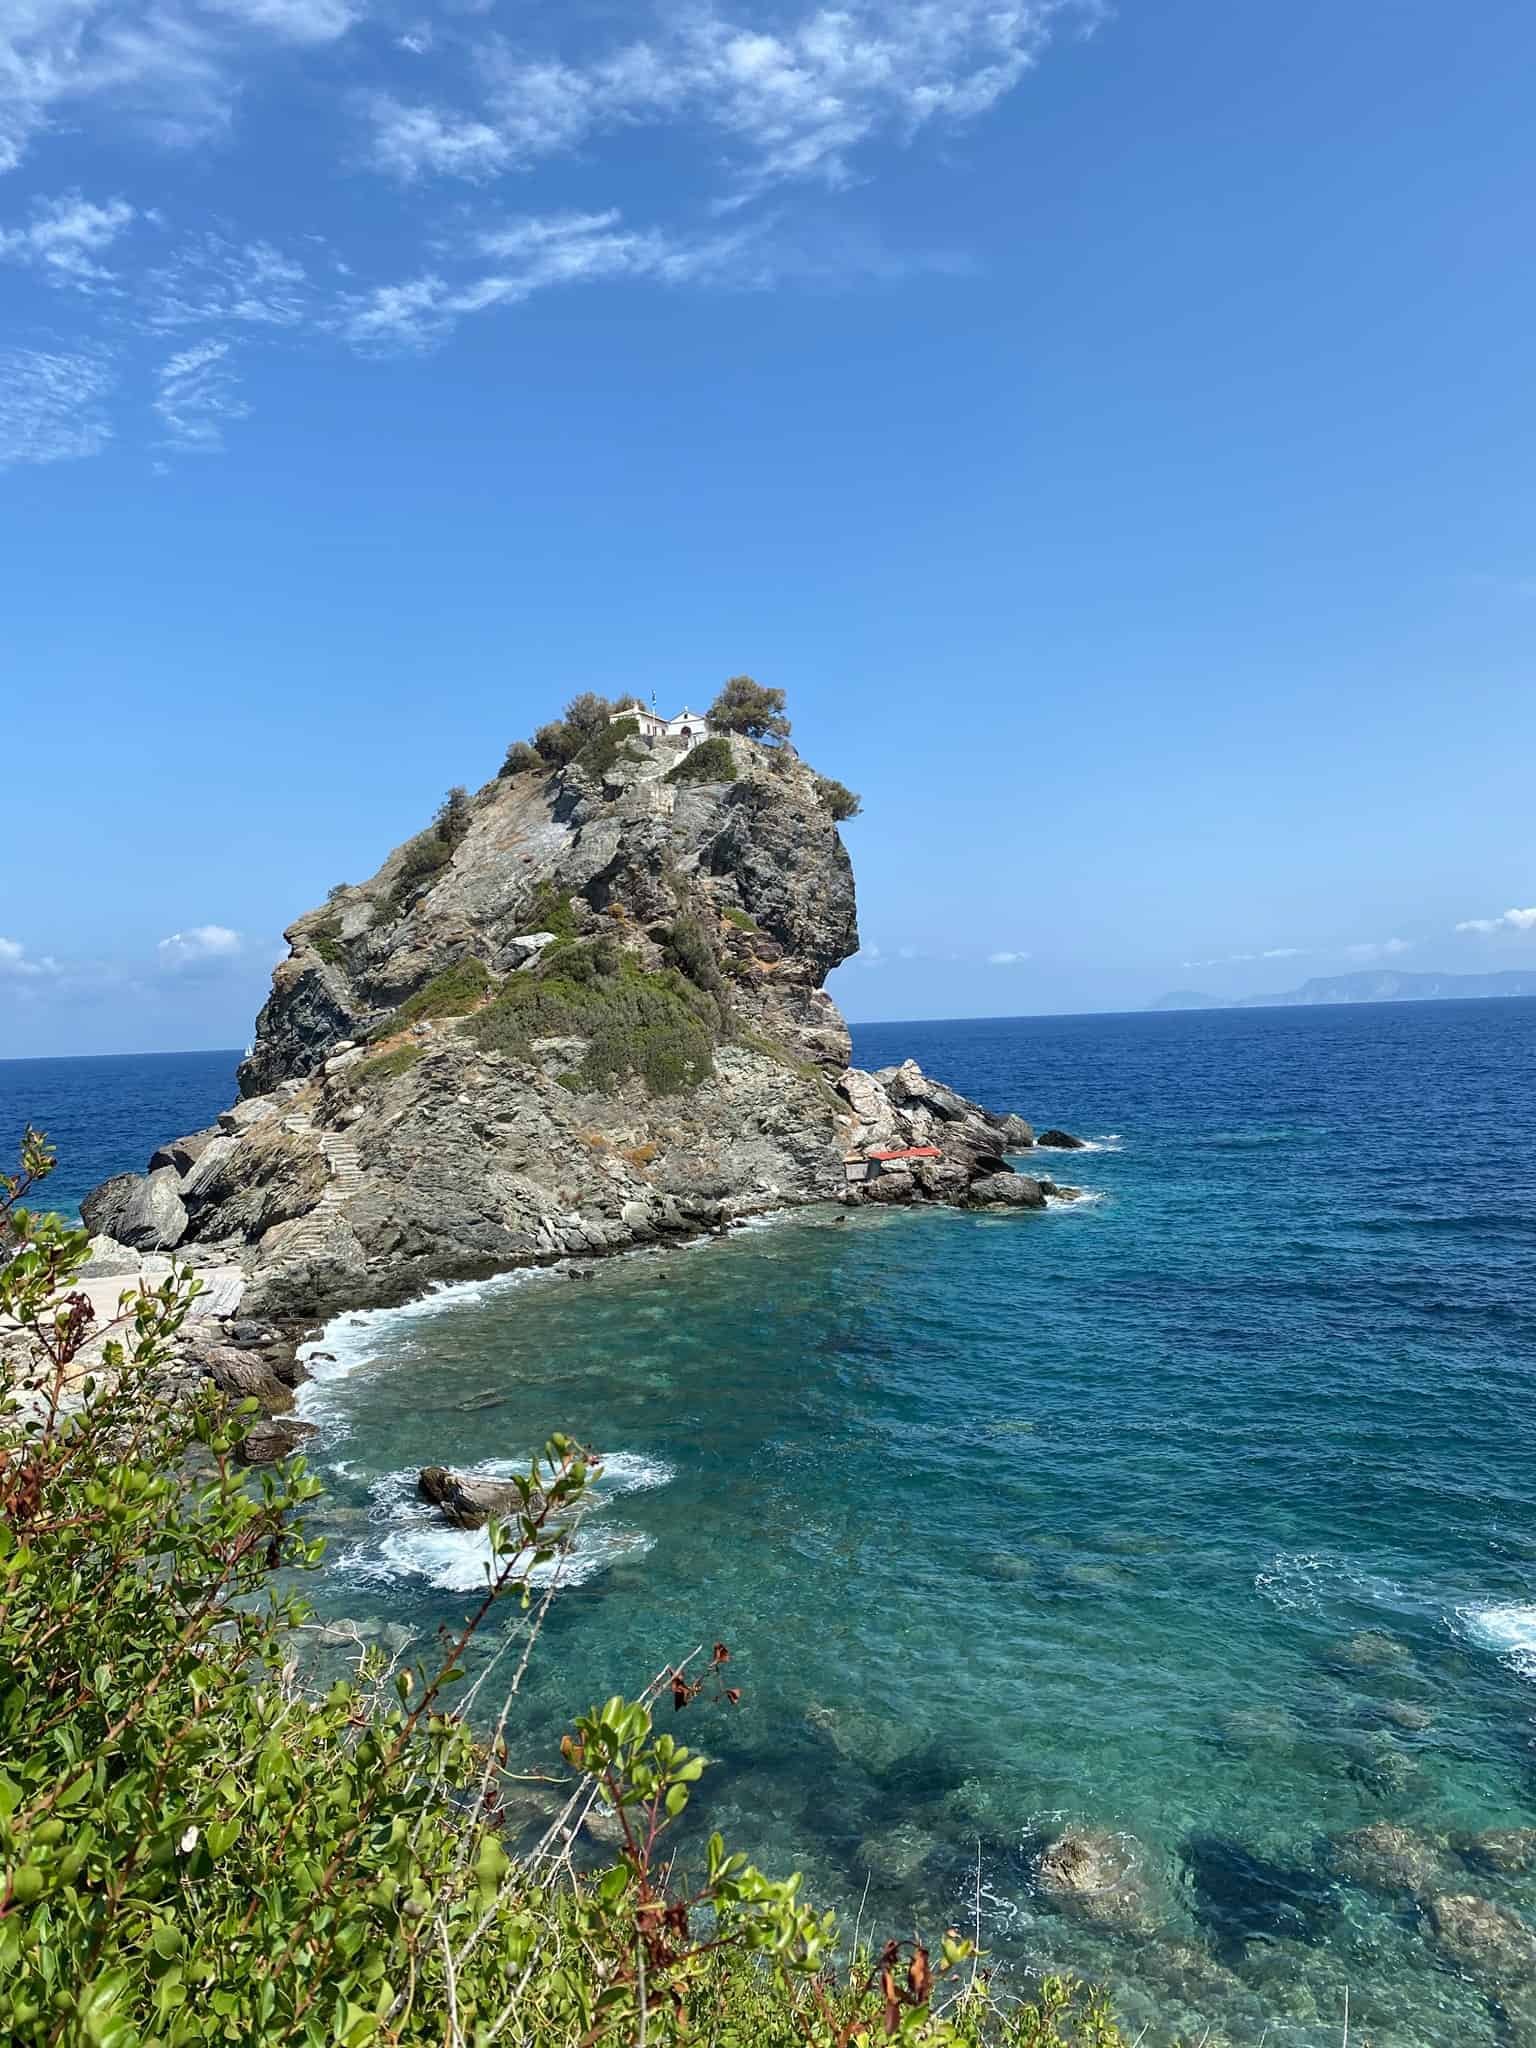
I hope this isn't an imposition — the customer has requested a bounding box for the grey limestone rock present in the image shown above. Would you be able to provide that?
[418,1466,529,1529]
[148,1127,221,1174]
[237,1417,318,1465]
[117,1167,188,1252]
[86,721,1065,1314]
[80,1172,142,1241]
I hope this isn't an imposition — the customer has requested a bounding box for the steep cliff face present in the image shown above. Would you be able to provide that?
[85,725,1058,1316]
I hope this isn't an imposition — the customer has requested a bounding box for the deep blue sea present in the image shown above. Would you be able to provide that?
[0,1049,241,1218]
[9,1003,1536,2044]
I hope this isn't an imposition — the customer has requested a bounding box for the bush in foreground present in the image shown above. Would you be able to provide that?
[0,1136,1131,2048]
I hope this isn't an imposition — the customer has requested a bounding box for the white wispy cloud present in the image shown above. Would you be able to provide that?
[0,0,362,175]
[1345,938,1412,961]
[1456,906,1536,935]
[201,0,360,43]
[0,349,115,469]
[0,937,60,977]
[1182,946,1306,968]
[158,923,243,965]
[339,209,756,347]
[0,192,135,288]
[142,234,309,330]
[0,2,1091,462]
[987,949,1031,965]
[154,339,249,451]
[365,2,1093,193]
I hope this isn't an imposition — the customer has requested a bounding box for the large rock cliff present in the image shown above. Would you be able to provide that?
[84,724,1062,1316]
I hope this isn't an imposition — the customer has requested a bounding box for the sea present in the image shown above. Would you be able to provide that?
[5,1000,1536,2045]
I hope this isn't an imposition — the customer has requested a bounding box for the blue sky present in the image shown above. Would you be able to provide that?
[2,0,1534,1055]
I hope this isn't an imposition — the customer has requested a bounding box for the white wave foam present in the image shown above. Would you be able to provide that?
[340,1449,672,1595]
[1045,1190,1106,1211]
[1457,1602,1536,1680]
[1255,1550,1416,1618]
[369,1519,654,1594]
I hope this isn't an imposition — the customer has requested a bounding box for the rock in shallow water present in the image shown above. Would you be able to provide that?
[1036,1129,1087,1150]
[1035,1827,1162,1932]
[418,1466,534,1529]
[1422,1891,1536,1982]
[1455,1827,1536,1876]
[1331,1821,1448,1896]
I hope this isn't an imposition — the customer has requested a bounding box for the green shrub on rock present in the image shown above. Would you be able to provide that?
[526,880,580,941]
[383,956,490,1033]
[383,830,454,918]
[664,735,736,785]
[307,914,345,966]
[815,775,862,821]
[472,952,718,1095]
[663,911,725,994]
[577,715,642,779]
[351,1041,426,1088]
[533,720,580,765]
[500,739,542,777]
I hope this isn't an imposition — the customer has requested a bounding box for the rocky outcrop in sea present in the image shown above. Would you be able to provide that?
[82,719,1077,1322]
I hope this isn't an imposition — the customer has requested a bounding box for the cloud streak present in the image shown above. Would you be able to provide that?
[158,923,242,965]
[0,191,135,287]
[0,937,60,977]
[366,3,1093,199]
[0,348,115,469]
[1456,906,1536,935]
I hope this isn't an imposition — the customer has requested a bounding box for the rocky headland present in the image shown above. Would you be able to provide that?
[79,708,1077,1350]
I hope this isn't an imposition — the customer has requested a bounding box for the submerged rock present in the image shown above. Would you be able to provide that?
[1214,1705,1305,1755]
[1456,1827,1536,1876]
[1035,1827,1162,1932]
[1328,1629,1414,1674]
[1332,1821,1448,1896]
[854,1822,934,1886]
[1181,1833,1339,1949]
[1422,1892,1536,1982]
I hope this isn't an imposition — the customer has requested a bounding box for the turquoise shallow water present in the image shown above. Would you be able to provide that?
[289,1000,1536,2043]
[18,1006,1536,2043]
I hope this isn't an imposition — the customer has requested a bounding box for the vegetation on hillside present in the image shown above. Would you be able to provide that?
[381,957,491,1035]
[471,947,719,1095]
[0,1139,1133,2047]
[665,736,736,785]
[383,830,456,919]
[814,777,862,822]
[576,716,642,779]
[350,1042,426,1089]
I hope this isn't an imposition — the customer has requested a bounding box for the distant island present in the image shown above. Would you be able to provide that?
[1151,968,1536,1012]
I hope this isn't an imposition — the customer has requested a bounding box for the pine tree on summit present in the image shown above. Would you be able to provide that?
[707,675,792,743]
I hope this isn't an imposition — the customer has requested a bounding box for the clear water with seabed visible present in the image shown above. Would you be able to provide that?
[15,1005,1536,2042]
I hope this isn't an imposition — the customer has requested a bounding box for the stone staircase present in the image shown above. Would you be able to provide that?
[270,1118,363,1264]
